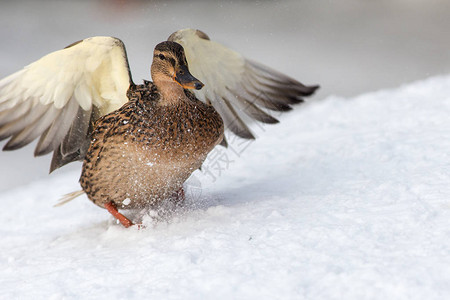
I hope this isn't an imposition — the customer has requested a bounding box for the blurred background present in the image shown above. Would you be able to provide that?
[1,0,449,191]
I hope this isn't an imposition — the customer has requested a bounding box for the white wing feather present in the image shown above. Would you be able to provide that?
[0,36,132,170]
[1,31,317,171]
[169,29,319,140]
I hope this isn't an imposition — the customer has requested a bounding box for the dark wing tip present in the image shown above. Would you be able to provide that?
[64,39,83,49]
[234,129,255,140]
[195,29,210,40]
[302,85,320,96]
[274,103,293,112]
[49,146,83,173]
[219,136,228,148]
[2,141,21,151]
[254,113,279,124]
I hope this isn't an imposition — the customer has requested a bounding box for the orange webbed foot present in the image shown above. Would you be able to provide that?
[104,201,134,228]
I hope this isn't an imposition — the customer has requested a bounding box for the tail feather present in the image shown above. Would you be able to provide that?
[54,190,84,207]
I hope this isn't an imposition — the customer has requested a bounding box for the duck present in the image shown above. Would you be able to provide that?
[0,29,319,228]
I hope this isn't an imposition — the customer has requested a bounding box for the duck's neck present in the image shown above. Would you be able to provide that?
[154,79,187,106]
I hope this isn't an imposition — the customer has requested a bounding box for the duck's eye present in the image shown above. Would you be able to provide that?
[158,54,166,60]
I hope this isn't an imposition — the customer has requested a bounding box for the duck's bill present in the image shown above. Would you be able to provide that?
[174,65,204,90]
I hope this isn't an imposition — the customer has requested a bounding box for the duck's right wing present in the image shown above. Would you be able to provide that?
[0,36,133,172]
[169,29,319,140]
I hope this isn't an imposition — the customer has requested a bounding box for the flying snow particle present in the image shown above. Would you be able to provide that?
[122,198,131,206]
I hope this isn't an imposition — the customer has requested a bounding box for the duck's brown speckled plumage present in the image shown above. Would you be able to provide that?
[0,32,319,227]
[80,81,223,209]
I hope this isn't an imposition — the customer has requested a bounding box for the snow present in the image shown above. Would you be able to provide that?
[1,75,450,299]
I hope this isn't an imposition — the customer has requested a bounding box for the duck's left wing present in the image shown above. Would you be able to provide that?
[169,28,319,140]
[0,36,133,171]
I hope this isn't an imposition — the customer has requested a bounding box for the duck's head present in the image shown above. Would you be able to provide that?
[151,41,203,91]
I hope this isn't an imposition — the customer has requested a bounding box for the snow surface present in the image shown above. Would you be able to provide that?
[1,75,450,299]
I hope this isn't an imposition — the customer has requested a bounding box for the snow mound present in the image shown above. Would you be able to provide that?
[1,76,450,299]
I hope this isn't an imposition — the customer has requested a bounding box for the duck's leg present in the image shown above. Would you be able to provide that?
[104,201,134,228]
